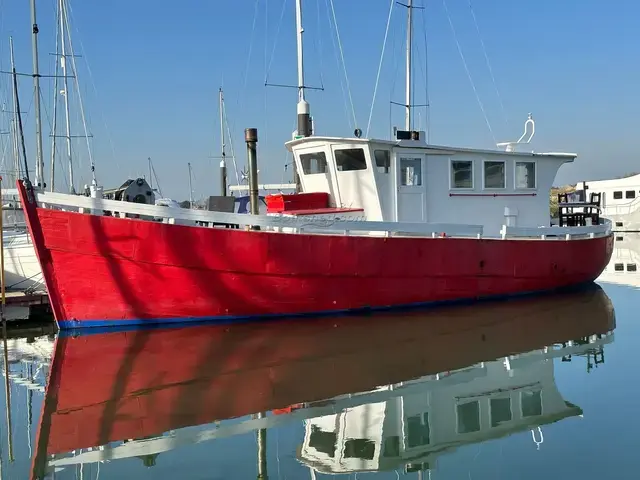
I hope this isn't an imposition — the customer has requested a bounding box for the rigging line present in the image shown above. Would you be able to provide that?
[442,0,496,145]
[324,0,352,130]
[315,0,325,90]
[264,0,268,151]
[50,0,60,190]
[63,0,96,182]
[412,3,429,127]
[265,0,288,83]
[66,1,119,174]
[421,0,430,141]
[223,103,241,187]
[469,0,509,128]
[238,0,261,115]
[366,0,395,138]
[327,0,358,130]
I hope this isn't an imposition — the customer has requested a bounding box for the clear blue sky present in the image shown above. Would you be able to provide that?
[0,0,638,200]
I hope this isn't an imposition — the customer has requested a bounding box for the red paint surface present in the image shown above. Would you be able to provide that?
[266,192,330,212]
[31,287,614,477]
[276,207,364,215]
[17,180,614,325]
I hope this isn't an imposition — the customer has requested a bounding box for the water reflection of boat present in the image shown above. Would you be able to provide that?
[30,285,615,479]
[597,232,640,288]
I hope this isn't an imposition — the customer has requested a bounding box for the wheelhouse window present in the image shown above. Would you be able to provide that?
[483,160,506,189]
[515,161,536,189]
[626,190,636,199]
[335,148,367,171]
[613,191,623,199]
[490,397,512,427]
[451,160,473,189]
[400,157,422,186]
[628,264,637,272]
[300,151,327,175]
[374,149,390,173]
[456,400,480,433]
[521,390,542,417]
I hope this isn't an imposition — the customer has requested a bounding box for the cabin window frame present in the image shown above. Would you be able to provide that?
[514,160,537,190]
[373,149,391,174]
[625,190,636,199]
[299,150,329,176]
[482,159,507,190]
[449,158,475,190]
[613,191,623,200]
[334,147,368,172]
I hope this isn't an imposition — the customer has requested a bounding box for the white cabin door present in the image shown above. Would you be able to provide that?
[396,155,426,222]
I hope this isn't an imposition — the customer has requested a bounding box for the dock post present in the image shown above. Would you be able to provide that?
[245,128,260,221]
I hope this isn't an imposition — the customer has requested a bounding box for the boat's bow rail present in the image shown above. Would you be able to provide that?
[29,188,611,241]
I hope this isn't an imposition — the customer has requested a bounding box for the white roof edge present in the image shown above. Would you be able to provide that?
[284,136,577,159]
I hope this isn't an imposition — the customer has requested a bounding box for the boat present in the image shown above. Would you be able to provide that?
[28,286,615,478]
[575,175,640,232]
[17,0,613,329]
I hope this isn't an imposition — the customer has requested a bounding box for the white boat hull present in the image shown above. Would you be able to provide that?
[3,230,45,291]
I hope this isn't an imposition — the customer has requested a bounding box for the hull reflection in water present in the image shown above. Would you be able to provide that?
[31,285,615,478]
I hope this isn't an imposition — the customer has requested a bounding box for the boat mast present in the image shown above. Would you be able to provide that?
[218,88,227,196]
[30,0,45,188]
[58,0,75,193]
[405,0,413,131]
[10,37,30,183]
[188,162,193,208]
[9,39,20,182]
[295,0,310,138]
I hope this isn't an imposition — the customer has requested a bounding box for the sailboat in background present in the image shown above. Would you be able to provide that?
[2,0,104,293]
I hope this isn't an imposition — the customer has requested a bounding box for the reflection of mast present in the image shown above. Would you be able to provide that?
[2,323,14,462]
[257,412,268,479]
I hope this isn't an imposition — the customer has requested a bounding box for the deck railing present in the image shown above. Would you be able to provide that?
[32,190,612,241]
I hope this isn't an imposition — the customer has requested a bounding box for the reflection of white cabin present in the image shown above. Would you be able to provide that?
[297,334,612,475]
[576,175,640,232]
[597,232,640,289]
[285,125,576,235]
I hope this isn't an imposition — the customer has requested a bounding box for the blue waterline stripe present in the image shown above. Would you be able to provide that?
[57,281,601,338]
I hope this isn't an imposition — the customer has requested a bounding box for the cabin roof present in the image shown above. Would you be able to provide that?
[285,136,576,161]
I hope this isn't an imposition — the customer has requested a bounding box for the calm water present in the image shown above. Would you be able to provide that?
[0,234,638,480]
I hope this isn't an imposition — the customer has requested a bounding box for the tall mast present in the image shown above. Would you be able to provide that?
[405,0,413,131]
[9,38,20,182]
[30,0,45,188]
[295,0,310,138]
[59,0,75,193]
[218,88,227,196]
[187,162,193,208]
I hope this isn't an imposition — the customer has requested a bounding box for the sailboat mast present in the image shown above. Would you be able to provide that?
[10,36,29,183]
[405,0,413,131]
[295,0,310,138]
[218,88,227,196]
[188,162,193,208]
[59,0,75,193]
[30,0,45,188]
[9,38,20,181]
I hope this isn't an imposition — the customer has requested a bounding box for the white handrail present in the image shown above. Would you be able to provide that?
[501,219,612,239]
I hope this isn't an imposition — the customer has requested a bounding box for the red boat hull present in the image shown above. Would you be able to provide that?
[18,181,614,328]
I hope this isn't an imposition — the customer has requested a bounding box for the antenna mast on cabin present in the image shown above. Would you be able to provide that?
[405,0,413,131]
[295,0,311,138]
[218,88,227,196]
